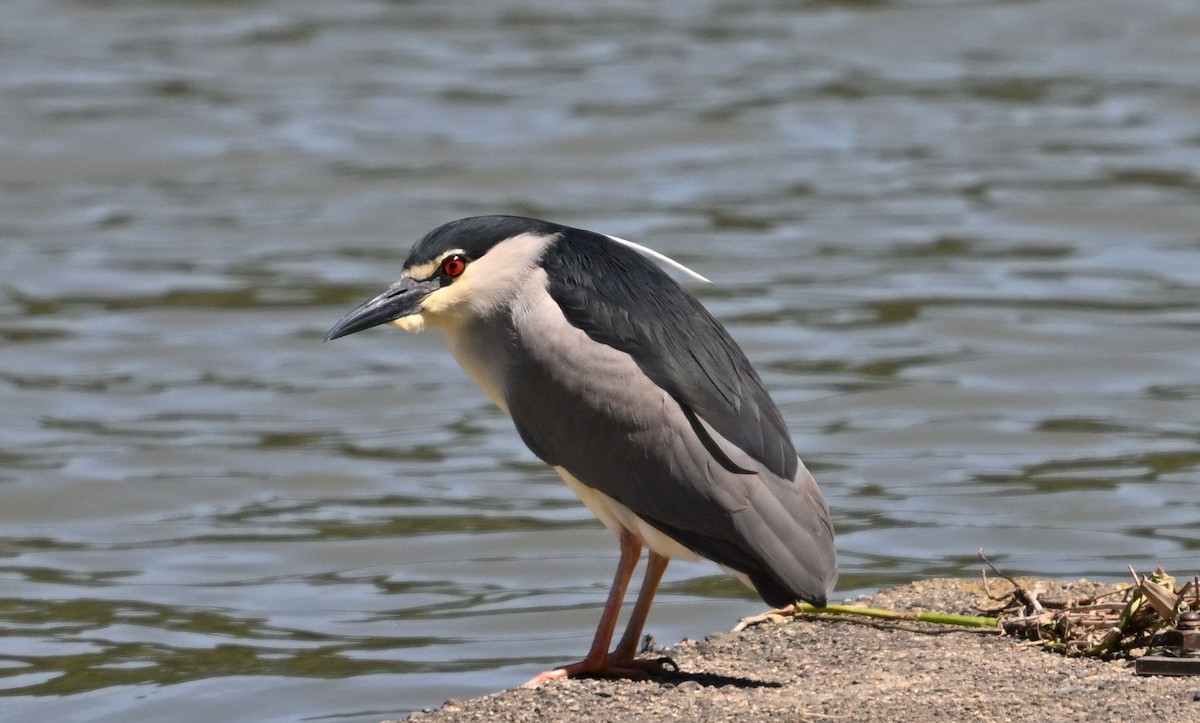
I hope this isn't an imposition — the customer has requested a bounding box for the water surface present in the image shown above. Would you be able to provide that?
[1,0,1198,720]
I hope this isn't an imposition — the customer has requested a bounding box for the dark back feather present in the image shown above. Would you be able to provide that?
[541,228,798,481]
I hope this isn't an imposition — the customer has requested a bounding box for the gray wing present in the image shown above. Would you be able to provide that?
[506,233,837,606]
[540,228,798,481]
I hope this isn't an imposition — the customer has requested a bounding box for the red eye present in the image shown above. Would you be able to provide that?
[441,254,467,278]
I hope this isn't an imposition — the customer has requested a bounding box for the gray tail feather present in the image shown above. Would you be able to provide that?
[734,463,837,608]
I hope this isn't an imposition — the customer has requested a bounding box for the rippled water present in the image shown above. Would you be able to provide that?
[2,0,1199,719]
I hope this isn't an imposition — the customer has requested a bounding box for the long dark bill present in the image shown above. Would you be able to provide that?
[324,277,440,341]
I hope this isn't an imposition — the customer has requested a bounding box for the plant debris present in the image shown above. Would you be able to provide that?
[976,551,1199,663]
[750,551,1200,676]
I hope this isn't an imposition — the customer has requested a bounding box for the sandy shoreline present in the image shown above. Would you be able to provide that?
[396,578,1199,722]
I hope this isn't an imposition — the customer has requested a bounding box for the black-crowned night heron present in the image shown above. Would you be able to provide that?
[326,216,836,686]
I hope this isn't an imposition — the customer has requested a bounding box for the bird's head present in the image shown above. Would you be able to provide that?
[325,216,564,340]
[326,215,710,342]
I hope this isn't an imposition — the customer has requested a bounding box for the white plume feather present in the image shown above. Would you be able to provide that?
[604,234,713,284]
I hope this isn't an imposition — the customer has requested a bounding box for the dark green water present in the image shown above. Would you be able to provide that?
[1,0,1198,719]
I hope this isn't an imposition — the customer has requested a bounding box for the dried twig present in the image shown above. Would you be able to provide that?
[978,548,1043,613]
[985,562,1196,659]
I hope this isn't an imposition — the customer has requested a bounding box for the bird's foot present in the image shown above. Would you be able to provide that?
[520,655,678,688]
[609,653,678,674]
[731,604,796,632]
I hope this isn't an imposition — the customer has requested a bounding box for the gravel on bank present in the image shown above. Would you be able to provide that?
[398,578,1200,723]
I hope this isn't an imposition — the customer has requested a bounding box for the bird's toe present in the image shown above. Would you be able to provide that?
[520,655,678,687]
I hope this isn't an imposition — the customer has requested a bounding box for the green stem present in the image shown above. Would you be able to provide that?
[794,602,999,628]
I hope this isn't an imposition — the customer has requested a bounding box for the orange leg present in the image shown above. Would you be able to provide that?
[522,528,648,687]
[609,550,669,663]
